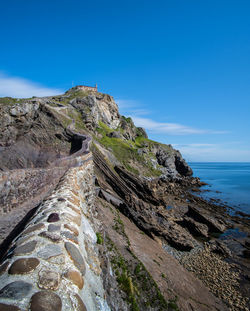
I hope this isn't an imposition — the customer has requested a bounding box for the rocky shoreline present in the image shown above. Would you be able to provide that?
[167,184,250,311]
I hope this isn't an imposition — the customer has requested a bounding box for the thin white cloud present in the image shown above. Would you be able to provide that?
[116,99,151,116]
[173,143,216,147]
[172,143,250,162]
[116,98,228,136]
[0,73,63,98]
[131,116,228,135]
[116,99,138,108]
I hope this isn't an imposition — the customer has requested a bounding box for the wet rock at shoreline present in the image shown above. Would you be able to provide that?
[187,205,226,233]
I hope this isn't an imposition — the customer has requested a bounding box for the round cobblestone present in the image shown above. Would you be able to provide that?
[9,258,40,274]
[64,269,84,289]
[30,291,62,311]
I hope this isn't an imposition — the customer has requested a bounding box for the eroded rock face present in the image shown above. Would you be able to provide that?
[70,93,120,130]
[0,101,70,170]
[94,150,198,251]
[163,222,195,251]
[156,147,193,177]
[187,206,226,233]
[179,216,209,238]
[175,152,193,176]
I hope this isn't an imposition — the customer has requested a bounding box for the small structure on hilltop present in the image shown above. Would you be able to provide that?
[75,84,98,92]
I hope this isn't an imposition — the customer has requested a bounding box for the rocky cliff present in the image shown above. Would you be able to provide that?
[0,87,248,311]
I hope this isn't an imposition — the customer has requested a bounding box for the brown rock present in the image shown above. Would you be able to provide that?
[64,224,79,236]
[187,206,226,233]
[0,303,21,311]
[180,216,209,238]
[67,203,81,215]
[73,294,87,311]
[9,258,40,274]
[47,213,60,223]
[64,242,86,275]
[39,231,62,243]
[71,190,79,197]
[38,269,60,290]
[208,240,232,257]
[67,196,80,207]
[30,291,62,311]
[23,223,45,236]
[64,269,84,289]
[164,222,195,251]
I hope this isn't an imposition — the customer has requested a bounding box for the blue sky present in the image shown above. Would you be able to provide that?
[0,0,249,162]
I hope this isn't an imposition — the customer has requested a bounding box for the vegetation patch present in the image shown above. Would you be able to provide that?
[96,232,104,244]
[96,121,162,177]
[0,97,30,106]
[112,211,130,247]
[105,236,179,311]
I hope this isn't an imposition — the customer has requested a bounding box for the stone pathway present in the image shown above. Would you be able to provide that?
[0,152,110,311]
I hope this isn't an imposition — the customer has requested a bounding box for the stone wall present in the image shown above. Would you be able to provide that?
[0,152,110,311]
[76,85,98,92]
[0,167,66,216]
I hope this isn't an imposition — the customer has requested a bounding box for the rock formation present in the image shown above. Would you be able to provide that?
[0,87,249,311]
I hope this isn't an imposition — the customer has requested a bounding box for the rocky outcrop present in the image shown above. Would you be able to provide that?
[174,153,193,176]
[94,148,202,252]
[69,93,120,130]
[156,147,193,177]
[186,205,226,233]
[179,216,209,238]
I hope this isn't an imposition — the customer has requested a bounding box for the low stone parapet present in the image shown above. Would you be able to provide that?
[0,152,109,311]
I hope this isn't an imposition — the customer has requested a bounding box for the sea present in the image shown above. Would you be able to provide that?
[189,162,250,215]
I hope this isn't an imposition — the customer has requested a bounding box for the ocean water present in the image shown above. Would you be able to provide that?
[189,162,250,214]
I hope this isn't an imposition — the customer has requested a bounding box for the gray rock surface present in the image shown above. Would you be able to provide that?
[0,281,32,299]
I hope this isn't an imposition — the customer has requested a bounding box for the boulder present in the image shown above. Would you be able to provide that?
[187,206,226,233]
[180,216,209,238]
[162,222,195,251]
[155,147,193,177]
[174,153,193,176]
[136,127,148,139]
[208,240,232,257]
[107,131,122,139]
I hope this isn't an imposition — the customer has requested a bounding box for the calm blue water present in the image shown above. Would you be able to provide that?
[189,162,250,214]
